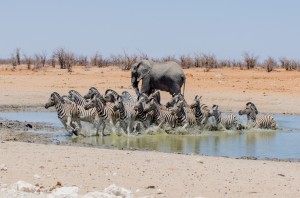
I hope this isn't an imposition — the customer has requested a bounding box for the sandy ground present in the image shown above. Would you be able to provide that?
[1,65,300,197]
[0,65,300,114]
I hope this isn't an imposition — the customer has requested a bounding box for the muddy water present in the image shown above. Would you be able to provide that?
[0,112,299,160]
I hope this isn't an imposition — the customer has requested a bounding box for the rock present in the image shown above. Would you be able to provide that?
[11,180,38,193]
[34,174,41,179]
[82,191,116,198]
[0,164,7,171]
[103,184,133,198]
[49,186,79,198]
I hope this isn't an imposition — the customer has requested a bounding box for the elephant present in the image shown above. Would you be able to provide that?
[131,60,186,97]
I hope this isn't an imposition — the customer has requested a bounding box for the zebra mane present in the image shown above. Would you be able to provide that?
[104,89,120,103]
[122,91,136,104]
[51,92,65,103]
[105,89,119,97]
[69,90,83,97]
[149,90,161,105]
[246,102,258,114]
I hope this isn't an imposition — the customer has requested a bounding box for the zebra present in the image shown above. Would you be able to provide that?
[122,90,136,104]
[144,98,177,130]
[210,104,244,130]
[170,100,196,130]
[166,93,188,108]
[133,93,152,129]
[68,90,100,127]
[68,90,88,106]
[190,95,210,127]
[84,92,117,136]
[147,90,161,105]
[83,87,100,100]
[45,92,81,136]
[238,102,277,129]
[112,95,136,135]
[104,88,120,103]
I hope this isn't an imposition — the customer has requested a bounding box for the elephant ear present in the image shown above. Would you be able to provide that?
[136,60,152,81]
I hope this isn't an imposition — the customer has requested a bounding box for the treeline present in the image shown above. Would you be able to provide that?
[0,48,299,72]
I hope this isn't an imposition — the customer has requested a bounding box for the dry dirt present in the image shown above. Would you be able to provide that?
[0,65,300,114]
[1,65,300,197]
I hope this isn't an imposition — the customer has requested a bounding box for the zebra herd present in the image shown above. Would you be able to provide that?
[45,88,278,136]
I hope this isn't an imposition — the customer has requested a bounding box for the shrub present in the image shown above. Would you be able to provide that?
[243,52,258,69]
[263,57,277,72]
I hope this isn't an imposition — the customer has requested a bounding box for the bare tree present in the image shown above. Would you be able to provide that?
[23,54,32,70]
[121,51,138,70]
[53,48,74,71]
[180,55,193,69]
[243,52,258,69]
[263,57,277,72]
[15,48,21,65]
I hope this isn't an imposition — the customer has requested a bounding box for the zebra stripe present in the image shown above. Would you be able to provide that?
[190,95,210,126]
[210,104,243,130]
[84,93,116,136]
[170,100,196,129]
[238,102,277,129]
[45,92,80,135]
[144,98,176,129]
[113,95,136,135]
[68,90,99,125]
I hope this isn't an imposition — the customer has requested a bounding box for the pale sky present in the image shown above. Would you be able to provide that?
[1,0,299,61]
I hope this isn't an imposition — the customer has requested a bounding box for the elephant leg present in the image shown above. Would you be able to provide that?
[140,75,151,94]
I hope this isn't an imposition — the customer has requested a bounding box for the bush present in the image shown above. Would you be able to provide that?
[243,52,258,69]
[263,57,277,72]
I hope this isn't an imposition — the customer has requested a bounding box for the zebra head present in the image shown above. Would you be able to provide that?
[134,93,148,111]
[84,92,99,110]
[45,92,61,109]
[209,104,222,118]
[166,93,183,108]
[144,98,157,114]
[170,100,184,116]
[190,95,202,109]
[68,90,83,102]
[148,90,161,105]
[112,95,124,112]
[104,89,120,103]
[238,102,258,117]
[84,87,99,100]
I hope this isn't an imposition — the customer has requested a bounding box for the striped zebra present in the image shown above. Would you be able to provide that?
[238,102,277,129]
[144,98,177,130]
[83,87,100,100]
[133,93,151,129]
[166,93,188,108]
[104,89,120,103]
[148,90,161,105]
[210,104,244,130]
[84,92,117,136]
[122,91,136,104]
[112,95,136,135]
[190,95,210,127]
[45,92,81,136]
[170,100,196,130]
[68,90,100,127]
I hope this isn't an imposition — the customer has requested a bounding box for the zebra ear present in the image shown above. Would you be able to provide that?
[250,103,258,114]
[195,95,202,101]
[117,95,123,102]
[212,104,218,110]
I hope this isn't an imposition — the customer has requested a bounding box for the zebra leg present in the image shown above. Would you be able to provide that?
[60,119,73,136]
[66,117,79,136]
[99,121,106,136]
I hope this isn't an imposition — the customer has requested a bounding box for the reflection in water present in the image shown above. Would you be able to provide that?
[0,112,300,160]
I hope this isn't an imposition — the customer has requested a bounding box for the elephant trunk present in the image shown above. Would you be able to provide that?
[131,75,140,97]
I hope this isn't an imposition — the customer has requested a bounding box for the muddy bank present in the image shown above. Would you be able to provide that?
[0,105,49,113]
